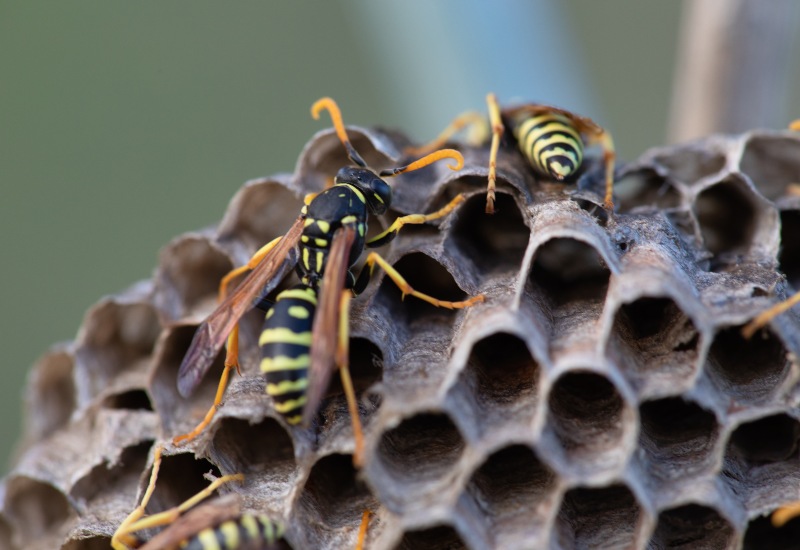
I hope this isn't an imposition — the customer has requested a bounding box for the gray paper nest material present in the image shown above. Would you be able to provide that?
[3,126,800,549]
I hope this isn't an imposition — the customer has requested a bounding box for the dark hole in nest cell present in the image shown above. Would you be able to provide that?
[556,484,642,549]
[69,440,152,504]
[650,504,734,548]
[464,332,539,409]
[326,337,383,397]
[376,252,471,322]
[396,524,467,550]
[743,513,800,550]
[613,169,682,212]
[638,397,718,470]
[530,238,610,308]
[377,412,465,485]
[706,325,788,403]
[547,371,625,458]
[727,414,800,464]
[694,180,757,261]
[5,477,72,542]
[779,209,800,289]
[144,452,222,516]
[160,237,233,313]
[467,444,555,518]
[211,417,295,475]
[299,454,373,529]
[449,192,529,272]
[740,134,800,201]
[101,389,154,411]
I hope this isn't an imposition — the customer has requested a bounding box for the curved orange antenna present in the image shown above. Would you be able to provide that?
[311,97,366,167]
[380,148,464,177]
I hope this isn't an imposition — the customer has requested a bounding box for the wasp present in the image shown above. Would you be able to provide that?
[111,445,286,550]
[173,97,484,465]
[410,93,616,214]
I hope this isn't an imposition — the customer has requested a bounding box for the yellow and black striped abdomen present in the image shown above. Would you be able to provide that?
[259,284,317,425]
[511,112,584,181]
[179,513,284,550]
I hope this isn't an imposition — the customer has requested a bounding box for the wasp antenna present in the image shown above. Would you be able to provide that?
[311,97,367,167]
[790,119,800,131]
[380,148,464,177]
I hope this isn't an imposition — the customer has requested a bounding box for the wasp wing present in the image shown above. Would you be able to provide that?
[303,224,356,426]
[177,216,304,398]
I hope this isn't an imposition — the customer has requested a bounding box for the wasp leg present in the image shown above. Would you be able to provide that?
[405,110,486,156]
[485,92,505,215]
[360,252,485,309]
[742,291,800,339]
[173,236,283,446]
[336,291,366,467]
[367,193,467,249]
[773,501,800,527]
[355,509,371,550]
[581,125,616,211]
[113,444,244,549]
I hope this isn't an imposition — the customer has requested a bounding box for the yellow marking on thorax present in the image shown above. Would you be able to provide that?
[358,223,365,237]
[301,235,310,243]
[261,354,311,372]
[316,250,324,272]
[304,218,315,228]
[302,247,311,270]
[316,220,331,233]
[341,214,357,224]
[288,305,310,319]
[259,328,312,346]
[314,237,328,247]
[340,183,366,203]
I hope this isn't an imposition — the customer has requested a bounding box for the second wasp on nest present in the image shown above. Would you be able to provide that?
[3,99,800,549]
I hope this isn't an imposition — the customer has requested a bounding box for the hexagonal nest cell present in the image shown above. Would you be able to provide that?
[4,119,800,550]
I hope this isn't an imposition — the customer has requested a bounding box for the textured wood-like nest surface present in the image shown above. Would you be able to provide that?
[3,125,800,549]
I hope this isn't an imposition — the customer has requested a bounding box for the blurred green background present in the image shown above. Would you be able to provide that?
[1,1,797,472]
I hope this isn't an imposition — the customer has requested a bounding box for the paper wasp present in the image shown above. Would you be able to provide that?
[410,93,616,214]
[111,445,286,550]
[173,97,484,465]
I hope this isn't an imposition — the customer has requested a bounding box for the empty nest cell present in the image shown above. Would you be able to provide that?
[374,412,465,511]
[554,484,644,549]
[545,371,630,473]
[457,332,540,432]
[296,453,375,547]
[69,440,152,505]
[726,413,800,465]
[25,348,76,442]
[75,301,160,403]
[613,169,682,213]
[638,397,720,485]
[610,296,701,398]
[693,179,759,268]
[465,445,556,541]
[155,235,233,321]
[447,192,530,274]
[705,325,790,405]
[210,417,296,476]
[141,451,223,516]
[3,476,73,545]
[739,134,800,201]
[779,209,800,289]
[649,503,735,549]
[529,237,611,312]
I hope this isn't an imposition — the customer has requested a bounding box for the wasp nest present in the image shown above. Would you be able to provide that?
[3,123,800,550]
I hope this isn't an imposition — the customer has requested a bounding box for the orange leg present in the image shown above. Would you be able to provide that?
[405,111,486,156]
[742,291,800,339]
[355,509,371,550]
[336,291,365,467]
